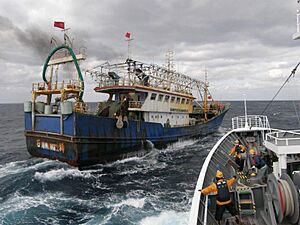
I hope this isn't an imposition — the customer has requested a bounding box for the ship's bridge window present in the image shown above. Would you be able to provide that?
[165,95,170,102]
[171,96,175,103]
[150,93,157,100]
[186,99,190,104]
[176,97,181,104]
[181,98,185,104]
[158,94,164,101]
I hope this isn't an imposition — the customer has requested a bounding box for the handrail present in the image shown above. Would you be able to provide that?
[232,115,270,130]
[128,101,142,108]
[266,130,300,146]
[95,77,193,95]
[32,80,83,91]
[199,196,219,225]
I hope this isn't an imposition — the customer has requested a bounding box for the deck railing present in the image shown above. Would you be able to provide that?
[128,101,142,109]
[96,77,192,95]
[266,130,300,146]
[32,80,83,91]
[232,115,270,130]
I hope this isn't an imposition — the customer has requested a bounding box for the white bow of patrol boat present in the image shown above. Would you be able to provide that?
[189,3,300,224]
[189,114,300,225]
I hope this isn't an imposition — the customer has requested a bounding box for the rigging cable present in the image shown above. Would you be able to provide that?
[261,62,300,114]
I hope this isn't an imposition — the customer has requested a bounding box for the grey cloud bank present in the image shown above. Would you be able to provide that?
[0,0,300,103]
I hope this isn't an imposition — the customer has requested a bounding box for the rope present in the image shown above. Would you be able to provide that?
[277,179,295,218]
[261,62,300,114]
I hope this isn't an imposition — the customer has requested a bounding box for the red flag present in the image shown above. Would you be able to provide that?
[54,21,65,29]
[208,95,212,100]
[125,32,131,39]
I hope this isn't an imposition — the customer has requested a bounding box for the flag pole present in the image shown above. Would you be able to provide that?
[127,37,134,59]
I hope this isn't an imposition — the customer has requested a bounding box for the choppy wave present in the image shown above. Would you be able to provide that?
[114,198,146,209]
[0,134,211,225]
[34,168,97,183]
[139,211,188,225]
[2,103,259,225]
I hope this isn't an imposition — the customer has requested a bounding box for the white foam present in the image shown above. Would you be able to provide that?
[0,192,63,215]
[0,159,58,179]
[114,156,141,164]
[164,139,198,152]
[0,191,97,218]
[103,156,142,167]
[114,198,145,209]
[139,211,188,225]
[34,168,95,182]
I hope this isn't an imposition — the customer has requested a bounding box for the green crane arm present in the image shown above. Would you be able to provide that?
[42,44,84,100]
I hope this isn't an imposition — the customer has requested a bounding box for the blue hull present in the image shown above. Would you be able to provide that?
[24,109,228,166]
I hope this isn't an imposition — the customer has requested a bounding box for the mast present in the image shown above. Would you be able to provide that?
[165,50,174,90]
[125,32,134,59]
[243,94,249,128]
[293,1,300,40]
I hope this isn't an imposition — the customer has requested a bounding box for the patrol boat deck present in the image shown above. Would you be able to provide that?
[189,115,300,225]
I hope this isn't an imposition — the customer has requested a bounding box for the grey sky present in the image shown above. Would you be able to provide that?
[0,0,300,103]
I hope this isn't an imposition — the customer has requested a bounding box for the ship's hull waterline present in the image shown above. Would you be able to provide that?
[24,108,228,167]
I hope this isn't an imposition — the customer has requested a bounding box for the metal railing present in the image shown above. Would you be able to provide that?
[232,115,270,130]
[32,80,83,91]
[128,101,142,109]
[266,130,300,146]
[198,195,219,225]
[96,77,192,95]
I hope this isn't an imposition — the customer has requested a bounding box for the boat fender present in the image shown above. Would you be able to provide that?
[123,116,129,128]
[116,116,123,129]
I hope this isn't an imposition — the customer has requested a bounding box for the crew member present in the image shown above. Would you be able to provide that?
[199,170,240,225]
[229,140,246,171]
[249,148,266,169]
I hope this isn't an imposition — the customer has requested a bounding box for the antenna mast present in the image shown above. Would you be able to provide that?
[125,32,134,59]
[293,1,300,40]
[244,94,249,128]
[165,50,175,90]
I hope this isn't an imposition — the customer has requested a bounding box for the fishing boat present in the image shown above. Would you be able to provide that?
[189,5,300,225]
[24,29,229,167]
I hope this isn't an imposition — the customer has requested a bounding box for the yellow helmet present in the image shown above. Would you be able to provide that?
[234,140,239,144]
[249,149,256,155]
[216,170,224,179]
[250,172,257,177]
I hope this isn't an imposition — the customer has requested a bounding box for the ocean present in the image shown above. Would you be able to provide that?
[0,101,299,225]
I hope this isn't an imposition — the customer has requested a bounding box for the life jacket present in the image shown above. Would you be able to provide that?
[235,145,244,154]
[216,180,231,203]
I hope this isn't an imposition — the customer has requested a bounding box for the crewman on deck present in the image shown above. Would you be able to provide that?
[199,170,240,225]
[229,140,246,172]
[249,149,266,169]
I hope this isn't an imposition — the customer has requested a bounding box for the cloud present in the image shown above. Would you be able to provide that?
[0,0,300,103]
[0,16,50,57]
